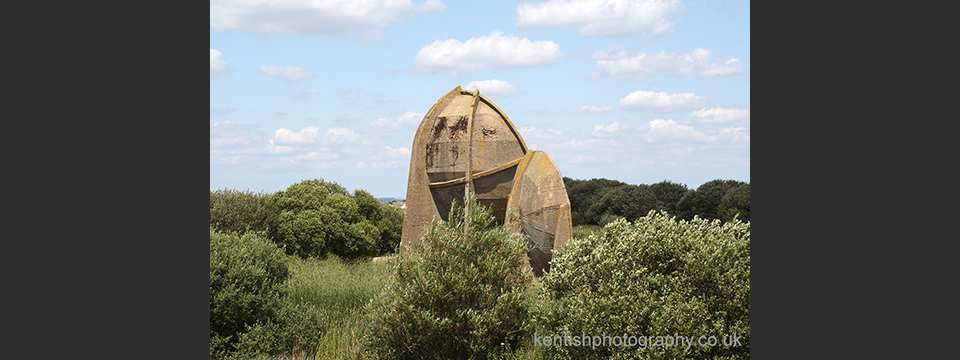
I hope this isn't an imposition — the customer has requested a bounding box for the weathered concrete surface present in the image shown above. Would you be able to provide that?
[400,86,571,276]
[506,150,572,277]
[400,86,528,249]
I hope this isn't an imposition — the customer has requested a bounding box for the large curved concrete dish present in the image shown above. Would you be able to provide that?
[400,86,528,250]
[399,86,571,277]
[505,150,572,277]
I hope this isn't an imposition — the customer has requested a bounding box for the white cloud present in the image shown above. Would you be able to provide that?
[413,0,446,15]
[718,126,750,145]
[518,126,566,150]
[356,146,409,170]
[464,79,525,98]
[357,161,401,169]
[273,127,321,145]
[210,121,257,147]
[210,49,231,77]
[689,107,750,124]
[210,0,445,41]
[292,151,340,162]
[374,146,411,160]
[258,65,315,82]
[707,57,746,77]
[396,111,423,126]
[516,0,684,41]
[569,104,614,114]
[366,111,425,132]
[591,46,745,80]
[320,127,361,146]
[413,31,563,74]
[643,119,710,143]
[592,121,630,137]
[519,126,565,139]
[619,90,709,113]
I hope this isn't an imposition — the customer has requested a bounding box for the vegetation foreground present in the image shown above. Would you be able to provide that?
[211,180,750,359]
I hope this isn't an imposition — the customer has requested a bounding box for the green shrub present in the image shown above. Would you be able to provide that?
[531,211,750,359]
[270,179,402,259]
[374,203,405,253]
[210,227,291,359]
[597,213,626,227]
[233,301,327,359]
[210,189,278,236]
[362,195,534,360]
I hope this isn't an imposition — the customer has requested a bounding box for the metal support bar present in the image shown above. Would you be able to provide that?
[464,89,479,229]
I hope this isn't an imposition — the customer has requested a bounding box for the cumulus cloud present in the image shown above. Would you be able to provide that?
[292,151,340,162]
[357,146,411,169]
[592,121,631,136]
[366,111,424,132]
[516,0,684,41]
[619,90,709,113]
[357,161,398,169]
[464,79,525,98]
[396,111,424,125]
[211,120,255,139]
[413,0,446,14]
[689,107,750,124]
[210,49,231,77]
[518,126,566,150]
[569,104,614,114]
[320,127,362,146]
[643,119,710,143]
[413,31,563,74]
[591,46,745,80]
[272,127,321,145]
[210,0,445,41]
[375,146,412,160]
[519,126,565,140]
[258,65,315,82]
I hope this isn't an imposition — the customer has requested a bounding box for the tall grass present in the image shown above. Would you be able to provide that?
[284,256,395,359]
[571,224,601,240]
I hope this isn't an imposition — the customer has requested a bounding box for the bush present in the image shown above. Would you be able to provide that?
[233,301,327,359]
[210,228,291,359]
[531,211,750,359]
[270,179,403,259]
[362,195,534,360]
[597,213,626,227]
[210,189,278,237]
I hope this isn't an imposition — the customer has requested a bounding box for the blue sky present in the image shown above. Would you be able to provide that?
[210,0,749,199]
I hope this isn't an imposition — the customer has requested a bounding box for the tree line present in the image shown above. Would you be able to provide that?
[564,177,750,226]
[210,179,405,260]
[210,177,749,260]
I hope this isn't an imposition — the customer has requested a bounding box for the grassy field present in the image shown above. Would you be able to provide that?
[280,256,395,359]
